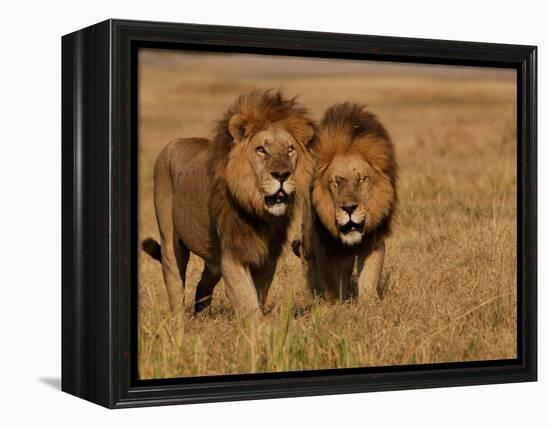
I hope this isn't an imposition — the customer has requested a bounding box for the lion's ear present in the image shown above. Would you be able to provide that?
[303,124,317,149]
[286,118,317,149]
[228,114,248,142]
[297,123,318,151]
[300,124,314,144]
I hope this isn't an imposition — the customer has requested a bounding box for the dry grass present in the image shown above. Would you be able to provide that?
[138,50,517,379]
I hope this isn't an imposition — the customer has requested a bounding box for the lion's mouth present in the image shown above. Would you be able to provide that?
[265,190,289,207]
[340,220,365,235]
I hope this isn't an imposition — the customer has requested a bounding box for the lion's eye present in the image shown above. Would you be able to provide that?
[256,146,267,155]
[359,177,368,184]
[288,145,295,155]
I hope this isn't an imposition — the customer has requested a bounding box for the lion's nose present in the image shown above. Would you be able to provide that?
[271,171,291,182]
[340,203,358,215]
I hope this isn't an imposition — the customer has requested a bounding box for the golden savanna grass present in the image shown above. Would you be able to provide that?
[138,50,517,379]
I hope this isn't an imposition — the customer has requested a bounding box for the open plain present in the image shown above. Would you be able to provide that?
[138,50,517,379]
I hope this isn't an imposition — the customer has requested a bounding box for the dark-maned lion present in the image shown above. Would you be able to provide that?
[297,103,397,301]
[142,90,316,317]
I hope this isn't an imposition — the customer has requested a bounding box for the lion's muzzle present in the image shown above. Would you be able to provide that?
[336,208,366,246]
[265,189,289,207]
[260,153,296,216]
[340,219,365,235]
[263,176,295,216]
[270,170,291,183]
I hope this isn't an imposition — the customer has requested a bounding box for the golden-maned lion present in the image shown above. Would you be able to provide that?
[142,90,315,317]
[297,103,397,301]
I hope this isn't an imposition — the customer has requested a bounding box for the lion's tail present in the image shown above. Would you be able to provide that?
[142,238,161,262]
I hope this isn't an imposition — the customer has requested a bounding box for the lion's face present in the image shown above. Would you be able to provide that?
[326,155,371,245]
[313,153,394,246]
[226,116,310,217]
[248,126,298,216]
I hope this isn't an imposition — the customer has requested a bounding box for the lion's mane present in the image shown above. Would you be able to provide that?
[311,103,398,242]
[208,90,316,267]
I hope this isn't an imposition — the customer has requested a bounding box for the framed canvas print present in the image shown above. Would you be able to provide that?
[61,19,537,408]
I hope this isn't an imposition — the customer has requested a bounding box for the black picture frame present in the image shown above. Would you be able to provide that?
[61,19,537,408]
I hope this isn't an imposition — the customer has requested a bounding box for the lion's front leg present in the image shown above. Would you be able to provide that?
[221,255,261,317]
[251,261,277,310]
[356,240,385,300]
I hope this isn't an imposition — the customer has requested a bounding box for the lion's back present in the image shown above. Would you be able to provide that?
[155,137,218,261]
[162,137,210,170]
